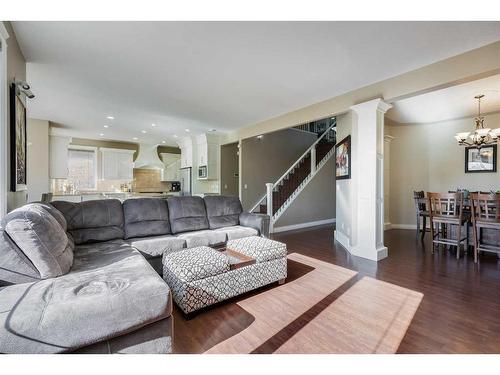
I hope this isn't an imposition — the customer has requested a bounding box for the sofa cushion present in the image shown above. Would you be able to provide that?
[0,228,40,285]
[126,235,186,258]
[1,204,73,279]
[203,196,243,229]
[226,236,287,263]
[51,199,124,245]
[34,202,68,231]
[176,230,227,248]
[0,241,172,354]
[123,198,171,239]
[163,246,230,282]
[214,225,258,240]
[167,196,209,234]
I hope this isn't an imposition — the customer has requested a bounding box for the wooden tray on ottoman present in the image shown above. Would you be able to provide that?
[219,248,256,270]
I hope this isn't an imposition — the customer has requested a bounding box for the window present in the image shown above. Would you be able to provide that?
[67,148,97,190]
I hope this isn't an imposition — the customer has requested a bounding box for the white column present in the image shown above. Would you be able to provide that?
[310,146,316,174]
[383,135,395,230]
[350,98,392,261]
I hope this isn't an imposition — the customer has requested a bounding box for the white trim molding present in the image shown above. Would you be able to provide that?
[334,229,351,252]
[273,218,336,233]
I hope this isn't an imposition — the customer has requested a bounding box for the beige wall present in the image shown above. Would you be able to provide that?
[222,41,500,145]
[274,156,335,229]
[240,128,317,210]
[5,22,27,211]
[27,118,49,202]
[388,112,500,226]
[220,142,239,196]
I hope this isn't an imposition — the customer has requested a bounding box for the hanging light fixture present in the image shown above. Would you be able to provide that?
[455,94,500,148]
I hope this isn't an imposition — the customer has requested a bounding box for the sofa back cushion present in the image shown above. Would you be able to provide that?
[123,198,171,239]
[51,199,124,245]
[0,228,40,285]
[1,204,73,279]
[204,196,242,229]
[167,196,209,234]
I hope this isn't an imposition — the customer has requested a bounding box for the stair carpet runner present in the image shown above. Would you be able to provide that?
[259,137,335,215]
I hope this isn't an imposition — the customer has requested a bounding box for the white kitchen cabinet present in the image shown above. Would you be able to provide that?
[100,148,134,180]
[160,153,181,181]
[177,137,193,168]
[49,135,71,179]
[196,134,219,180]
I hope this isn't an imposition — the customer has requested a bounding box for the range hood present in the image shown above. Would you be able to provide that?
[133,143,165,169]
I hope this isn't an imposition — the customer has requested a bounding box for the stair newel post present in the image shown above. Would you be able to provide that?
[266,183,274,233]
[311,146,316,174]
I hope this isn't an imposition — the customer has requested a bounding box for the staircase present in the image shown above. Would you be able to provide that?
[250,120,337,231]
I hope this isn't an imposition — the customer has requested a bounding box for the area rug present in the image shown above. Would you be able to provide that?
[205,253,423,354]
[205,253,358,353]
[275,276,423,354]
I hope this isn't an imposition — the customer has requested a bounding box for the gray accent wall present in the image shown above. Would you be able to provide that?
[240,129,317,210]
[274,155,335,229]
[220,143,239,197]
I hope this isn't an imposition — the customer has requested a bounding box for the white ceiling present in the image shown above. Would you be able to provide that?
[387,73,500,124]
[13,21,500,145]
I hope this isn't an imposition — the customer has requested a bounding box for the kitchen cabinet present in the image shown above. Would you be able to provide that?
[177,137,193,168]
[196,134,219,180]
[100,148,134,180]
[49,135,71,179]
[160,153,181,181]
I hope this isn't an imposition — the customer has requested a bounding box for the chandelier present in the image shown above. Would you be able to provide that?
[455,94,500,148]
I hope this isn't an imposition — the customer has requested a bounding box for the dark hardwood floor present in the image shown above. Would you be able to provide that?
[172,226,500,354]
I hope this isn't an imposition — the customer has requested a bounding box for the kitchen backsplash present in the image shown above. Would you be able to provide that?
[132,169,172,192]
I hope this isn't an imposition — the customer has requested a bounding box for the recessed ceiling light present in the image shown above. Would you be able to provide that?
[133,137,138,141]
[185,129,190,132]
[141,130,147,134]
[256,135,263,139]
[106,116,114,120]
[99,133,104,137]
[103,125,109,128]
[173,135,178,138]
[162,140,166,144]
[151,123,156,127]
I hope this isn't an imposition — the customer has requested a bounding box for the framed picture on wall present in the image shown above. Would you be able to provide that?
[335,135,351,180]
[465,145,497,173]
[9,83,27,192]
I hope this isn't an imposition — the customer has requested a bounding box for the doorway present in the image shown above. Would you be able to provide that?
[220,142,239,197]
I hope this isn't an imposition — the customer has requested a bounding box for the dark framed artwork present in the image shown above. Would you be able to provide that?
[335,135,351,180]
[465,145,497,173]
[10,83,27,191]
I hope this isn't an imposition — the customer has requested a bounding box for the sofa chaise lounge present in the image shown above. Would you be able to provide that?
[0,195,269,354]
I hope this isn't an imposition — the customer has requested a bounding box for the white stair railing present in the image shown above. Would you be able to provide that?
[250,121,337,224]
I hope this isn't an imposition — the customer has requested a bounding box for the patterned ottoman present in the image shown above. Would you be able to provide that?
[163,239,287,315]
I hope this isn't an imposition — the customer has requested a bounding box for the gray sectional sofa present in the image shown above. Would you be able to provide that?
[0,195,269,354]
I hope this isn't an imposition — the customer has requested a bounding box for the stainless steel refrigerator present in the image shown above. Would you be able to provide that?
[179,167,192,196]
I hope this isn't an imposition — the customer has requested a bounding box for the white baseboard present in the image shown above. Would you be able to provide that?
[388,223,429,230]
[273,218,336,233]
[334,229,351,251]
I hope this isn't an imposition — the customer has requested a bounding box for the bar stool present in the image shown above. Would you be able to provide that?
[470,193,500,263]
[427,192,469,259]
[413,191,429,240]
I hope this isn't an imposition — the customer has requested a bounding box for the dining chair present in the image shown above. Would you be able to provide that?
[470,193,500,263]
[413,191,429,240]
[427,192,469,259]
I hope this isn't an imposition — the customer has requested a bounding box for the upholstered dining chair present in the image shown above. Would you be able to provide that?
[470,193,500,263]
[413,191,429,240]
[427,192,469,259]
